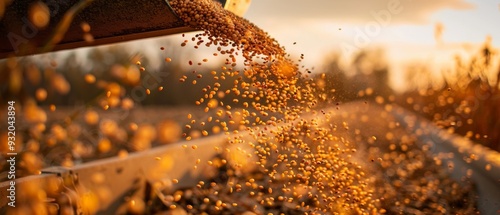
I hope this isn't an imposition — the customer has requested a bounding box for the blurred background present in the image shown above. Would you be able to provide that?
[0,0,499,176]
[243,0,500,149]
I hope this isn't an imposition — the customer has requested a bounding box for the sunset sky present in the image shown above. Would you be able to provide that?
[244,0,499,65]
[241,0,500,90]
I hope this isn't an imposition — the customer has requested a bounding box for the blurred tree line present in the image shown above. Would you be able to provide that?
[0,39,251,108]
[396,39,500,151]
[1,37,498,151]
[311,48,393,104]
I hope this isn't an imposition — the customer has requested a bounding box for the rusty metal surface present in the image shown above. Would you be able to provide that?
[0,0,184,58]
[0,0,242,59]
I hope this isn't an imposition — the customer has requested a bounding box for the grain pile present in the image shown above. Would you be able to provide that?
[158,0,478,214]
[169,0,286,62]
